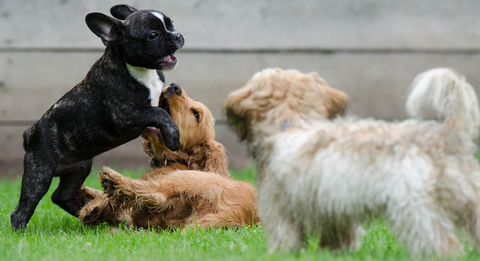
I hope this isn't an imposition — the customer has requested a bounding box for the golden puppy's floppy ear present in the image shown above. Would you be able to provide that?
[202,138,231,179]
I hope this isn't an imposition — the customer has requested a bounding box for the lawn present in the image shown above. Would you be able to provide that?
[0,165,478,261]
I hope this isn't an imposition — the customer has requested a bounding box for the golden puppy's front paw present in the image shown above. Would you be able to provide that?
[80,205,102,225]
[98,167,123,196]
[78,194,112,226]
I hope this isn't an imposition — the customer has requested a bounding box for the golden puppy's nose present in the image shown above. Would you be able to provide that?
[166,83,182,96]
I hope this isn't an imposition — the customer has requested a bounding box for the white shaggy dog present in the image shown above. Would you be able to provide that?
[224,68,480,257]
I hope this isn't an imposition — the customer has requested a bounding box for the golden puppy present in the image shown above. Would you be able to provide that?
[141,82,229,177]
[224,67,480,257]
[98,167,259,230]
[78,84,258,229]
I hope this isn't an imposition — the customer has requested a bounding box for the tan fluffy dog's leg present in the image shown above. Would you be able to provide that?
[79,193,132,226]
[78,193,116,225]
[78,167,142,226]
[73,185,103,210]
[182,213,242,231]
[99,167,170,212]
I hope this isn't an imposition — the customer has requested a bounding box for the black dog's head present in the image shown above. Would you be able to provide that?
[86,4,184,71]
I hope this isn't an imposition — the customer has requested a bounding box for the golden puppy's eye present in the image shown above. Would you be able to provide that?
[192,109,200,122]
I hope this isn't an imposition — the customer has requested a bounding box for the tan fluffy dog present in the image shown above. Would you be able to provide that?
[224,67,480,257]
[78,84,258,229]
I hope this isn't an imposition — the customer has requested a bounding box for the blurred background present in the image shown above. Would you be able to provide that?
[1,0,480,175]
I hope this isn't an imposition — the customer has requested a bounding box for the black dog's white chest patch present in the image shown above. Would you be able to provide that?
[126,64,164,107]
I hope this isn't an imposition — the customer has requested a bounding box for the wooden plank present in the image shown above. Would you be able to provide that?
[1,0,480,50]
[0,52,100,121]
[0,124,249,176]
[0,126,24,176]
[2,51,480,122]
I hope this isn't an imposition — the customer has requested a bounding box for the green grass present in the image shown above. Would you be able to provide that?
[1,165,479,261]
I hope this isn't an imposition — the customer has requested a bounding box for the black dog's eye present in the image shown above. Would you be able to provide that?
[192,109,200,122]
[148,32,158,40]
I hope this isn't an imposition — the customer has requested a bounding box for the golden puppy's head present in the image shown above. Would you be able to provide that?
[224,68,349,140]
[142,83,229,177]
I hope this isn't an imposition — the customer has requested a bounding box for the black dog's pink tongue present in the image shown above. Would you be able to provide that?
[164,55,176,62]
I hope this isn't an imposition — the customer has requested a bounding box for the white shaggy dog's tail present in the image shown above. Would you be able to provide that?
[406,68,480,140]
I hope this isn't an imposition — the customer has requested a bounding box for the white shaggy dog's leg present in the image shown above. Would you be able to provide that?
[319,224,365,252]
[258,180,305,253]
[461,165,480,251]
[266,214,305,253]
[465,201,480,251]
[369,155,464,257]
[386,200,463,256]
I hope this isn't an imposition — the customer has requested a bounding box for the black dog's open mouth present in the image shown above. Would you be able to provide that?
[159,54,177,71]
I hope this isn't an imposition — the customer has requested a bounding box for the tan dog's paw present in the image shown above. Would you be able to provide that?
[73,185,102,209]
[78,194,113,226]
[98,167,123,196]
[98,167,139,203]
[80,205,103,225]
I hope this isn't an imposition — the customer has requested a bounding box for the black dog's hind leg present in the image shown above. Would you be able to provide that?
[11,151,57,231]
[51,159,93,217]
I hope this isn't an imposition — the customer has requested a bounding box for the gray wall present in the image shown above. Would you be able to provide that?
[2,0,480,174]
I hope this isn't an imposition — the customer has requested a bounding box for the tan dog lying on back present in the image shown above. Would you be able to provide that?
[77,83,258,229]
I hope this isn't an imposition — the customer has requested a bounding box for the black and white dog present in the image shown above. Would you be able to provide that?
[10,4,184,230]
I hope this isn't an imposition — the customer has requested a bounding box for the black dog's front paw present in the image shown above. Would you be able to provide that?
[155,109,180,151]
[10,209,28,232]
[160,127,179,151]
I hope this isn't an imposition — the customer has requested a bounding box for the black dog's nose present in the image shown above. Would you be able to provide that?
[166,83,182,96]
[175,33,183,42]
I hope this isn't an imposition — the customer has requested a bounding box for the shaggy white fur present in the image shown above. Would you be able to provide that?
[224,67,480,257]
[406,68,480,141]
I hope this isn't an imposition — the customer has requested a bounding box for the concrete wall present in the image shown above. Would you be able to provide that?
[2,0,480,174]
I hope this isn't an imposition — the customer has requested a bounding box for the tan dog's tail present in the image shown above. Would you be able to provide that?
[406,68,480,140]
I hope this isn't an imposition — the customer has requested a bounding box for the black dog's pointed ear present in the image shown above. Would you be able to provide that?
[85,13,123,46]
[110,4,137,20]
